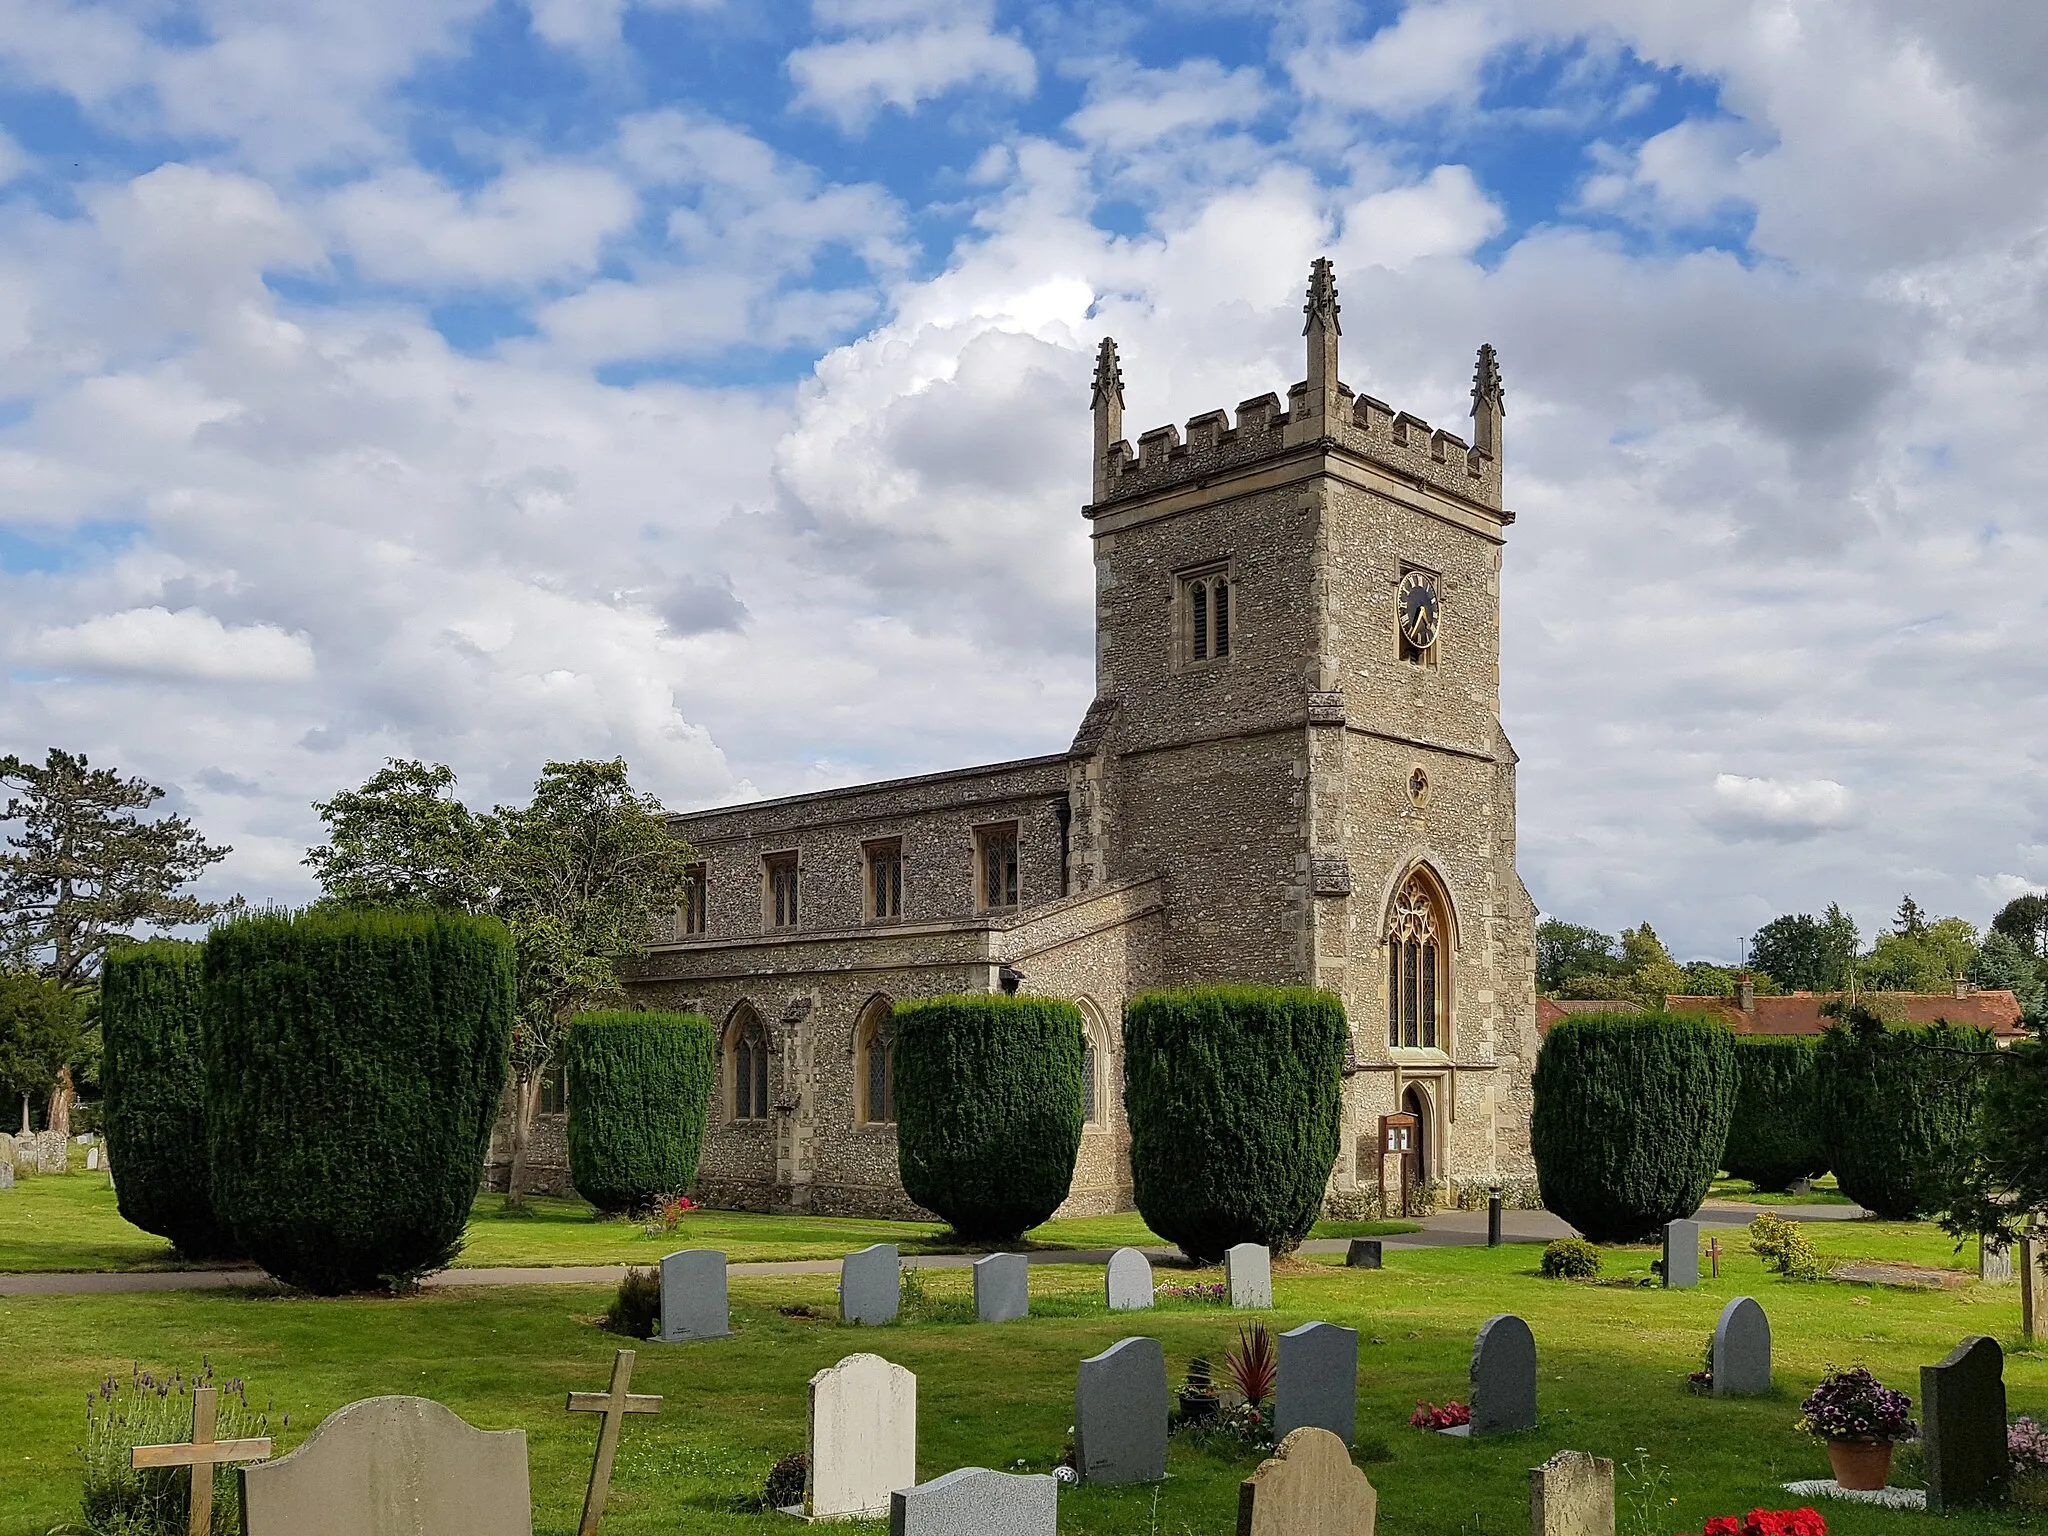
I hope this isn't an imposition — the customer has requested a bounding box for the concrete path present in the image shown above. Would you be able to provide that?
[0,1198,1867,1298]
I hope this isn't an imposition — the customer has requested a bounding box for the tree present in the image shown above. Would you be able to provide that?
[1894,894,1928,938]
[1721,1035,1828,1191]
[1941,1032,2048,1246]
[1749,906,1860,992]
[1968,931,2046,1021]
[1991,894,2048,958]
[564,1011,715,1214]
[1536,920,1619,993]
[1862,915,1978,992]
[0,969,81,1132]
[304,760,495,912]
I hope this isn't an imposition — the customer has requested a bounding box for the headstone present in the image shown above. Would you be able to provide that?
[1105,1248,1153,1311]
[840,1243,901,1326]
[239,1396,530,1536]
[804,1353,917,1521]
[86,1145,100,1171]
[973,1253,1028,1323]
[1531,1450,1615,1536]
[37,1129,67,1173]
[0,1162,13,1190]
[1922,1335,2009,1510]
[658,1249,732,1342]
[1465,1314,1537,1436]
[1661,1221,1700,1288]
[1226,1243,1273,1308]
[1274,1321,1358,1445]
[1345,1239,1382,1270]
[890,1467,1054,1536]
[2024,1231,2043,1344]
[1074,1337,1168,1485]
[0,1137,13,1189]
[1979,1238,2014,1285]
[1711,1297,1770,1397]
[1237,1426,1376,1536]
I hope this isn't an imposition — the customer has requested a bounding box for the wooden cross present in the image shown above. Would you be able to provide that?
[567,1348,662,1536]
[130,1385,272,1536]
[1709,1237,1721,1280]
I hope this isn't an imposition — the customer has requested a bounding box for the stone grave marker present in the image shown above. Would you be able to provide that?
[1274,1321,1358,1445]
[1979,1239,2014,1284]
[37,1129,67,1173]
[890,1467,1054,1536]
[1105,1248,1153,1311]
[1531,1450,1614,1536]
[131,1384,273,1536]
[565,1348,660,1536]
[659,1249,732,1342]
[1661,1221,1700,1288]
[1922,1335,2009,1510]
[1345,1239,1382,1270]
[1446,1314,1535,1437]
[0,1161,13,1190]
[1236,1426,1376,1536]
[0,1137,13,1190]
[1074,1337,1168,1485]
[240,1395,528,1536]
[1226,1243,1273,1308]
[2024,1231,2042,1344]
[802,1353,917,1521]
[86,1144,100,1171]
[841,1243,901,1326]
[1711,1297,1770,1397]
[973,1253,1029,1323]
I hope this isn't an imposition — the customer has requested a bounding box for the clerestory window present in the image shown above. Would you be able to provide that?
[975,823,1019,910]
[764,853,799,930]
[865,839,903,922]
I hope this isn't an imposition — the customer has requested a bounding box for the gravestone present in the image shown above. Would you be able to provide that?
[890,1467,1054,1536]
[1710,1297,1770,1397]
[0,1137,13,1190]
[841,1243,901,1326]
[1661,1221,1700,1289]
[2023,1232,2043,1344]
[0,1161,13,1190]
[1979,1239,2014,1285]
[86,1145,100,1172]
[1922,1335,2009,1511]
[1346,1239,1382,1270]
[1459,1314,1536,1437]
[240,1396,530,1536]
[1531,1450,1615,1536]
[1074,1337,1168,1485]
[804,1353,917,1521]
[37,1129,67,1173]
[658,1249,732,1342]
[1237,1426,1376,1536]
[973,1253,1028,1323]
[1226,1244,1273,1308]
[1273,1321,1358,1445]
[1105,1248,1153,1311]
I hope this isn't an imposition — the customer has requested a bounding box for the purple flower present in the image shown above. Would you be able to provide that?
[1797,1368,1915,1442]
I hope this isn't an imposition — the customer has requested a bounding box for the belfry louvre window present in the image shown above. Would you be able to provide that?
[765,853,799,929]
[1387,873,1445,1050]
[1181,567,1232,664]
[732,1018,770,1121]
[976,823,1019,910]
[679,863,707,936]
[865,839,903,921]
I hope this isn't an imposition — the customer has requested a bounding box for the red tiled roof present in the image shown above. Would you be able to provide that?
[1664,990,2026,1037]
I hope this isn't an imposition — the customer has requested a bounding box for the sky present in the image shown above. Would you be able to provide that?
[0,0,2044,963]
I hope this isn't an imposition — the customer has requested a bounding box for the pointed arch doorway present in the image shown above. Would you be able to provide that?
[1401,1084,1431,1186]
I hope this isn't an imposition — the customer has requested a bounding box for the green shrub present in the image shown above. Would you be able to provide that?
[80,1363,275,1536]
[1816,1012,1996,1219]
[601,1267,661,1339]
[99,942,239,1260]
[1123,986,1346,1262]
[892,995,1084,1242]
[202,907,514,1293]
[564,1010,715,1214]
[1721,1034,1828,1191]
[1748,1210,1824,1280]
[1540,1237,1602,1279]
[1531,1011,1738,1243]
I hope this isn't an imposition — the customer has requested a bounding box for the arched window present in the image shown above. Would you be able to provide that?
[857,1000,896,1126]
[729,1010,770,1121]
[1387,872,1447,1050]
[1077,999,1109,1129]
[1081,1035,1099,1125]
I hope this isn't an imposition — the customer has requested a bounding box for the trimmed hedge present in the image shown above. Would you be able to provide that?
[202,908,514,1293]
[892,995,1085,1242]
[1123,986,1346,1262]
[1531,1012,1738,1243]
[565,1010,715,1214]
[99,941,240,1259]
[1815,1016,1996,1220]
[1721,1035,1829,1192]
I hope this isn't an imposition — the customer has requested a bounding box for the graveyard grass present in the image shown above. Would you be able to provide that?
[1,1233,2041,1536]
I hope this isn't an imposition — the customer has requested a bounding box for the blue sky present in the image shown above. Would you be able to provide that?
[1,0,2044,959]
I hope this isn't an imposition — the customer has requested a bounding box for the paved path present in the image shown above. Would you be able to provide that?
[0,1198,1866,1298]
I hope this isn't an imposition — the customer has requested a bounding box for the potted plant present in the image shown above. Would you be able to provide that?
[1797,1367,1915,1490]
[1178,1356,1219,1424]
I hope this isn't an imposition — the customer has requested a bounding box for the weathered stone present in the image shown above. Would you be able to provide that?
[659,1249,732,1342]
[1236,1426,1376,1536]
[0,1161,13,1190]
[239,1395,530,1536]
[1979,1239,2014,1285]
[804,1353,917,1521]
[1467,1314,1537,1436]
[889,1467,1054,1536]
[1075,1336,1168,1485]
[840,1243,901,1326]
[1105,1248,1153,1311]
[86,1145,100,1171]
[1274,1322,1358,1445]
[1922,1335,2009,1510]
[2023,1232,2043,1344]
[1711,1297,1770,1397]
[1661,1221,1700,1289]
[1345,1240,1382,1270]
[973,1253,1028,1323]
[1530,1450,1615,1536]
[1226,1244,1272,1309]
[36,1129,67,1173]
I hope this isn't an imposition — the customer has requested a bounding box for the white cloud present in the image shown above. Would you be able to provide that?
[1066,59,1268,155]
[1336,165,1505,271]
[0,128,29,186]
[1287,1,1510,118]
[21,608,317,683]
[1980,872,2047,903]
[1701,775,1856,842]
[788,0,1036,131]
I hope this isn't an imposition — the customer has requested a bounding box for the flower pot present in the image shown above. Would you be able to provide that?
[1178,1392,1218,1423]
[1826,1437,1893,1491]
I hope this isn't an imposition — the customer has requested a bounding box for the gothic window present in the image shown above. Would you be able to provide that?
[1180,566,1233,664]
[678,863,707,937]
[764,852,799,930]
[857,1000,896,1125]
[865,839,903,921]
[1081,1035,1099,1126]
[1386,872,1447,1050]
[729,1013,770,1121]
[538,1062,568,1115]
[976,823,1019,910]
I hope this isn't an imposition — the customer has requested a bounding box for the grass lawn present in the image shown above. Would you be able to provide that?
[0,1237,2039,1536]
[1710,1175,1857,1208]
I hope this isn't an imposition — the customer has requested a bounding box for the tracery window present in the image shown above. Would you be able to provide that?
[1386,873,1445,1050]
[678,863,707,936]
[1081,1035,1099,1125]
[858,1002,896,1125]
[1182,567,1232,664]
[976,823,1019,910]
[865,839,903,921]
[764,853,799,929]
[730,1014,770,1121]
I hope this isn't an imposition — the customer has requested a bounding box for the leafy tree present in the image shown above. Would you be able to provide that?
[1894,895,1928,938]
[304,760,495,912]
[0,969,82,1132]
[1536,920,1620,994]
[1862,915,1978,992]
[1680,962,1738,998]
[1991,894,2048,958]
[1751,906,1861,992]
[1721,1035,1828,1191]
[1968,931,2046,1022]
[1817,1005,1997,1219]
[1942,1032,2048,1246]
[564,1011,715,1215]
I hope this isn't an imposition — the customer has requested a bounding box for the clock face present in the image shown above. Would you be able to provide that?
[1398,571,1441,651]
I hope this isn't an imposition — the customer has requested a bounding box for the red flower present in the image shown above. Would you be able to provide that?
[1705,1517,1740,1536]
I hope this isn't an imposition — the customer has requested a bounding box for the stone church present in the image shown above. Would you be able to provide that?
[608,260,1539,1220]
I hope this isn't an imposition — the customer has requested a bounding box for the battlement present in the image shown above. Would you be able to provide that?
[1087,263,1507,517]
